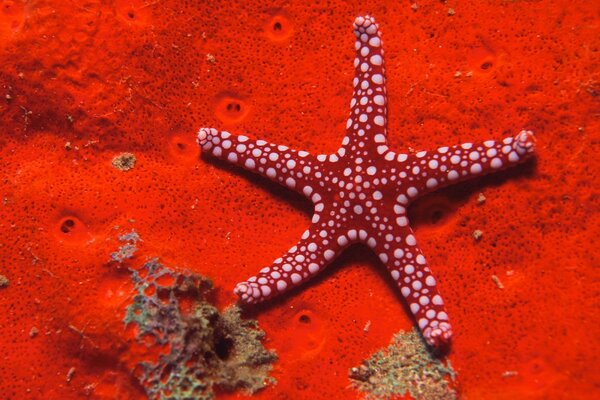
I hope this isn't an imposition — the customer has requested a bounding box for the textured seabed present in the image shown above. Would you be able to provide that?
[0,1,598,399]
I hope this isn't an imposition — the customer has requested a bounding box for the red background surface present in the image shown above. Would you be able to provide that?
[0,1,598,399]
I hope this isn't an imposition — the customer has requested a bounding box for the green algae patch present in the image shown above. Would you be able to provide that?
[115,234,277,400]
[349,329,457,400]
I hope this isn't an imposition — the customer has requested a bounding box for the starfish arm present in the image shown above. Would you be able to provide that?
[342,16,390,157]
[197,127,318,194]
[373,226,452,347]
[402,130,536,198]
[233,217,354,304]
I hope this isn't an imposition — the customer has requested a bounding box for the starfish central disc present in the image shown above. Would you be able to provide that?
[197,15,535,347]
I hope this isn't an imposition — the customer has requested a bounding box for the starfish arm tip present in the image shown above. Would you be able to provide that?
[197,127,212,147]
[354,15,377,28]
[515,129,536,154]
[234,281,266,304]
[424,323,453,347]
[233,281,247,296]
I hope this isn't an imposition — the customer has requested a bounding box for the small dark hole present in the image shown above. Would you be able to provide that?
[227,102,241,113]
[273,22,282,31]
[214,335,233,359]
[127,11,135,19]
[430,210,443,224]
[60,219,75,233]
[480,61,493,70]
[299,314,311,324]
[176,142,186,150]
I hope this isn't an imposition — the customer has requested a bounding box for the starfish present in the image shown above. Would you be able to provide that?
[197,15,535,346]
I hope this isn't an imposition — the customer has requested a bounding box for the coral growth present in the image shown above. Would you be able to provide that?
[112,152,137,172]
[349,328,456,399]
[117,235,277,400]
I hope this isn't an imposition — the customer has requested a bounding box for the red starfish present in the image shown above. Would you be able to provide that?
[197,15,535,346]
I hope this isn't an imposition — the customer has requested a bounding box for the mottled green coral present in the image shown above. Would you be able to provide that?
[349,328,457,400]
[116,233,276,400]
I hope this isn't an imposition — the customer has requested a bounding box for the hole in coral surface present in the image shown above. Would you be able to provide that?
[410,195,458,231]
[54,215,92,243]
[214,334,233,360]
[480,61,493,70]
[60,218,75,233]
[467,42,498,77]
[264,14,292,41]
[226,102,242,113]
[115,0,151,26]
[298,314,311,324]
[168,134,199,164]
[215,94,249,124]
